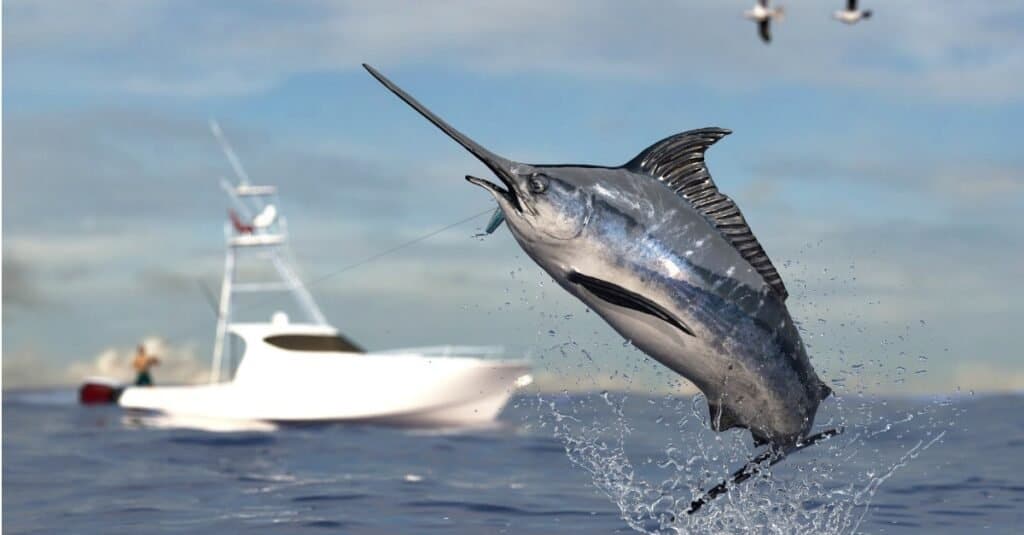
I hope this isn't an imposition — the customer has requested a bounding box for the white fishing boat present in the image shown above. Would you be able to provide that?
[117,320,532,425]
[80,123,531,427]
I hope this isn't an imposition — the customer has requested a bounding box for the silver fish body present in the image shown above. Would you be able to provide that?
[509,166,829,446]
[364,65,832,449]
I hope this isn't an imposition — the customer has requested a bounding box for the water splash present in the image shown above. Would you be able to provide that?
[532,382,953,534]
[517,246,959,534]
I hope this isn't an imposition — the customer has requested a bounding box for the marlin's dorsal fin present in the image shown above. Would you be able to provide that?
[624,128,788,300]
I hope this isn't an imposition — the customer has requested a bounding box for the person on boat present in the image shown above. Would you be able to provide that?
[132,344,160,386]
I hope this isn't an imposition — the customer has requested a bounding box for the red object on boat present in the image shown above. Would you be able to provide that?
[79,380,124,404]
[229,209,254,234]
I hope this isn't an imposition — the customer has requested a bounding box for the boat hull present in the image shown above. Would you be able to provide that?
[117,355,529,427]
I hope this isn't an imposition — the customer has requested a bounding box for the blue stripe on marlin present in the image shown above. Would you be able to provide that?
[363,64,832,450]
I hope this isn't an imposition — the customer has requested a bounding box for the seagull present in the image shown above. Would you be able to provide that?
[834,0,872,24]
[744,0,785,44]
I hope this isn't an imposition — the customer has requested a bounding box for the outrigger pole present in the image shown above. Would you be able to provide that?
[208,121,328,383]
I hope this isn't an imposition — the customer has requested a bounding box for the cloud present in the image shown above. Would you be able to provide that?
[0,102,513,371]
[751,153,1024,201]
[768,218,1024,329]
[5,1,1024,101]
[753,217,1024,395]
[67,336,211,385]
[3,1,164,50]
[1,106,452,235]
[2,250,48,310]
[138,267,203,296]
[3,108,221,231]
[952,362,1024,394]
[931,166,1024,205]
[3,2,1022,396]
[1,349,69,389]
[1,233,164,306]
[3,337,210,389]
[4,233,149,267]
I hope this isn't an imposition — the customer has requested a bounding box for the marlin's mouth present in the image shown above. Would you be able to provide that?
[466,174,522,213]
[361,64,523,214]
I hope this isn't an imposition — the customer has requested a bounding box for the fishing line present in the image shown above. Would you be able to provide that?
[148,120,499,353]
[302,207,495,288]
[165,206,496,342]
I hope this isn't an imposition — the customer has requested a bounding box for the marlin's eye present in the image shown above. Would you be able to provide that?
[528,175,548,194]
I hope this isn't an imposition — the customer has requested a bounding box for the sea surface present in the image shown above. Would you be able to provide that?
[3,390,1022,534]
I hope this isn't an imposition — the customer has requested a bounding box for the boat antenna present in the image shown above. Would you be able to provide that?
[209,119,252,186]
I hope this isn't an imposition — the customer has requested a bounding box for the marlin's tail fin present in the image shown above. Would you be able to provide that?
[685,427,843,515]
[784,427,843,456]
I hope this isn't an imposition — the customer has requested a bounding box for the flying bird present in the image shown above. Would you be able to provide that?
[834,0,872,24]
[744,0,785,43]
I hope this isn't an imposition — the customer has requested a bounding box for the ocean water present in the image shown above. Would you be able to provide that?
[3,390,1022,534]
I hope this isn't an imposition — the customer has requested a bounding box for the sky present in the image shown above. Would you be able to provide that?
[3,0,1023,394]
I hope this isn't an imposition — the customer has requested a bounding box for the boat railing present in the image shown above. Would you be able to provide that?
[370,345,512,359]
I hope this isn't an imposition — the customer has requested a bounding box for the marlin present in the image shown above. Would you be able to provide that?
[364,64,838,509]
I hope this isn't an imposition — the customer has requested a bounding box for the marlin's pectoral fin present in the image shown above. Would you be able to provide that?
[567,271,695,337]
